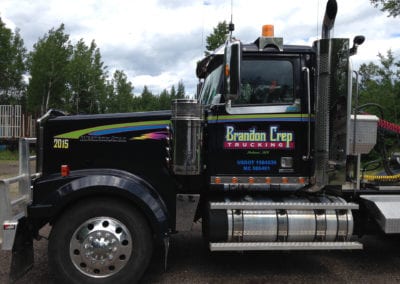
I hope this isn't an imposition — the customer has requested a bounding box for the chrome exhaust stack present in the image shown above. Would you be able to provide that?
[322,0,338,39]
[312,0,351,190]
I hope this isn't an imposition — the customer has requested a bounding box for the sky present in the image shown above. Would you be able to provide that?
[0,0,399,96]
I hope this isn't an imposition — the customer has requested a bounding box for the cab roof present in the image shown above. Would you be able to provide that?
[196,40,314,79]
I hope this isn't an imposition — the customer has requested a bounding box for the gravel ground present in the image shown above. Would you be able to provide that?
[0,160,18,178]
[2,225,400,284]
[2,160,400,283]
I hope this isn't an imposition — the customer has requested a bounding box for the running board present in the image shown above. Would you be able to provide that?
[209,241,363,251]
[209,202,359,210]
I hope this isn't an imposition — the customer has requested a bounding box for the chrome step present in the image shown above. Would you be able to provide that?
[209,241,363,251]
[209,202,359,210]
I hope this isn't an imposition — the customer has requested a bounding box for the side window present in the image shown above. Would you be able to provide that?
[200,65,223,105]
[234,60,294,105]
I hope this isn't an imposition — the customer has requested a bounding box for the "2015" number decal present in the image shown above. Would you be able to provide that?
[53,139,69,149]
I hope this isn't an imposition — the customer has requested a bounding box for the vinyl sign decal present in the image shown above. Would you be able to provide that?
[224,125,295,150]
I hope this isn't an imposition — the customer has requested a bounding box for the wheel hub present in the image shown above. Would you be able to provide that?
[70,217,133,278]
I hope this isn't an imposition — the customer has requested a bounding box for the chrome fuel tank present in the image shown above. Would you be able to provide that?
[207,196,354,242]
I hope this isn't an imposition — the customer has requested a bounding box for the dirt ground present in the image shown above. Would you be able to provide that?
[0,160,19,179]
[3,223,400,284]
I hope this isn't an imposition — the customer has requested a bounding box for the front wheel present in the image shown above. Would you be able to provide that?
[49,197,153,283]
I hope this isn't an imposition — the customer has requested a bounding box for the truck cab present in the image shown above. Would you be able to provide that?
[198,32,314,189]
[189,23,360,248]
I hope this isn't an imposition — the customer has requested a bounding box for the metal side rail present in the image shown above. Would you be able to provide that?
[209,241,363,251]
[209,201,359,210]
[0,138,37,250]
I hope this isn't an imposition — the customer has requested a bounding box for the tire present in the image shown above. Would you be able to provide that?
[48,197,153,284]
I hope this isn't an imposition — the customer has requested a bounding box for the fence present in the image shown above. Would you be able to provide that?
[0,138,37,250]
[0,105,36,139]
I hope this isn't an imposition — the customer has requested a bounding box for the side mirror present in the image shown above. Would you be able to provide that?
[353,35,365,46]
[350,35,365,56]
[224,40,241,101]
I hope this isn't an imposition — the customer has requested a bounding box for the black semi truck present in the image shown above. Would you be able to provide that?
[2,0,400,283]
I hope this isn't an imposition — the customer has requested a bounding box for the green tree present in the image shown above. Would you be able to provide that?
[138,85,158,111]
[0,18,27,105]
[108,70,134,113]
[67,39,107,114]
[358,50,400,123]
[149,81,187,111]
[170,85,176,100]
[176,80,186,99]
[101,82,115,113]
[158,89,171,110]
[27,24,72,115]
[371,0,400,17]
[68,39,92,113]
[91,46,108,113]
[205,21,228,56]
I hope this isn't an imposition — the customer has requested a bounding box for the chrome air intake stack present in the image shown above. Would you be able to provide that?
[171,99,203,175]
[313,0,351,189]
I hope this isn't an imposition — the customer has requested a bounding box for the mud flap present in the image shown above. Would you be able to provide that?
[9,217,34,283]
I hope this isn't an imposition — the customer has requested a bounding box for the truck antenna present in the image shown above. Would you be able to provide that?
[228,0,235,40]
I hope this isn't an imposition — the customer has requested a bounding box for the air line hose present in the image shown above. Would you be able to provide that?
[363,173,400,183]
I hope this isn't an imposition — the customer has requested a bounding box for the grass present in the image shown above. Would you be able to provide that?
[0,150,19,160]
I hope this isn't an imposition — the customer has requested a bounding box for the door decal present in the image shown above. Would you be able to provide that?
[224,125,294,150]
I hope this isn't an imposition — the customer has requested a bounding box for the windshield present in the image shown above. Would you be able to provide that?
[200,65,223,105]
[235,59,294,105]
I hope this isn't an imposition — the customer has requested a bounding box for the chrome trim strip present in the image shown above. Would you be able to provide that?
[209,202,359,210]
[209,241,363,251]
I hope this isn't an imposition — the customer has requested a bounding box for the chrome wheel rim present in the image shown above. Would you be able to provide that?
[69,216,133,278]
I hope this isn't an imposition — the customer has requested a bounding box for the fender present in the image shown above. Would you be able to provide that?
[28,168,170,240]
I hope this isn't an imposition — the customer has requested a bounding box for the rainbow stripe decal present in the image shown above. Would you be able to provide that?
[54,120,170,139]
[131,131,169,140]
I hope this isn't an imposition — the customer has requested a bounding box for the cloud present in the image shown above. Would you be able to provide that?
[1,0,399,96]
[157,0,227,9]
[101,28,202,94]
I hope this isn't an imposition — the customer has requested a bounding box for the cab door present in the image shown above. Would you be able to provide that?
[207,54,313,186]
